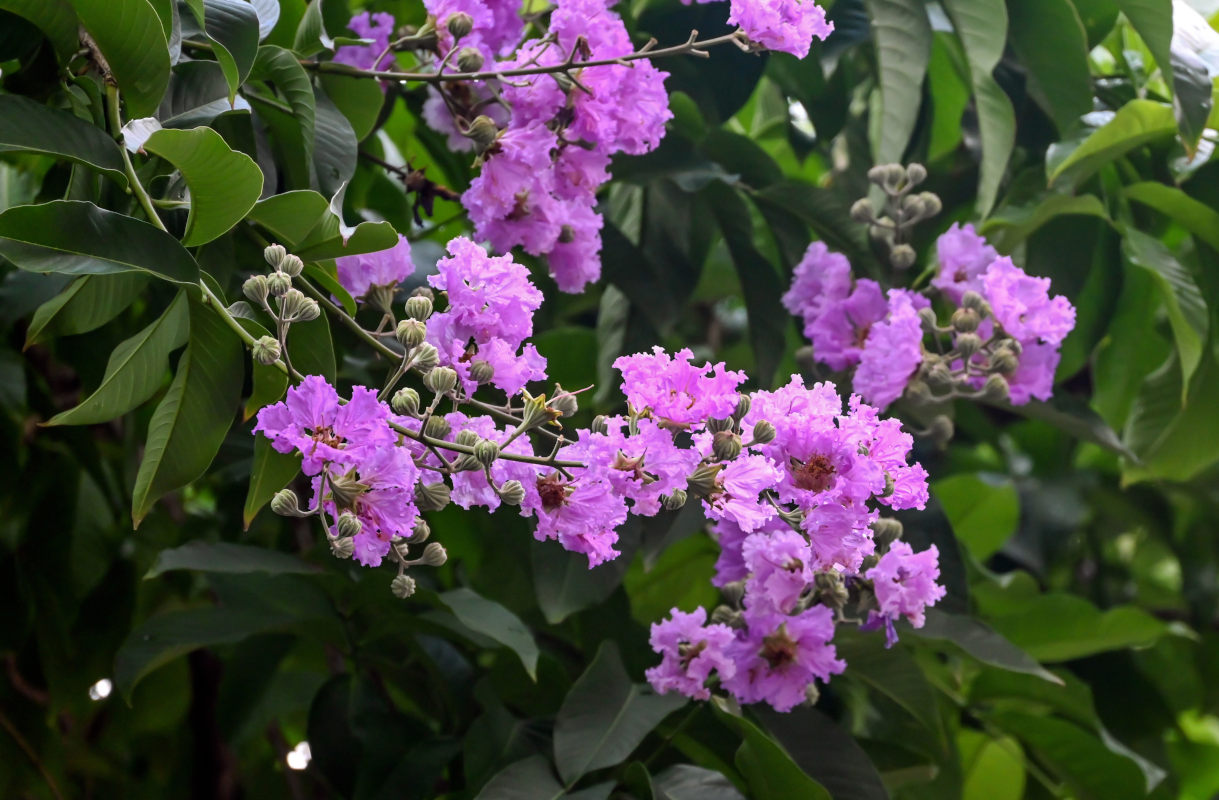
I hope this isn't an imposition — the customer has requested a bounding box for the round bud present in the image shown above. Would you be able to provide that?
[474,439,499,468]
[900,193,925,219]
[330,536,355,559]
[391,574,417,599]
[252,335,281,365]
[557,224,576,244]
[498,479,525,506]
[424,365,458,395]
[464,115,500,153]
[423,415,451,440]
[860,554,880,572]
[889,243,917,270]
[813,571,850,609]
[416,481,451,511]
[396,319,427,349]
[904,378,932,405]
[455,429,480,447]
[590,415,610,435]
[871,517,903,548]
[412,343,440,372]
[951,307,980,333]
[267,272,292,298]
[849,198,874,223]
[263,243,287,269]
[804,683,821,707]
[918,191,942,218]
[411,286,435,303]
[706,417,733,434]
[337,511,362,538]
[404,295,433,321]
[469,359,495,385]
[663,489,688,511]
[917,306,939,332]
[956,333,982,360]
[924,362,954,392]
[905,163,927,185]
[751,420,777,445]
[297,298,321,323]
[410,520,431,543]
[278,254,304,278]
[420,542,448,567]
[710,606,743,627]
[456,46,484,73]
[391,387,421,416]
[720,580,746,608]
[928,414,955,444]
[277,287,307,319]
[243,274,269,304]
[445,11,474,39]
[961,291,987,313]
[550,386,578,418]
[991,349,1019,375]
[712,430,742,461]
[270,488,302,516]
[733,394,752,421]
[983,373,1010,403]
[866,164,891,185]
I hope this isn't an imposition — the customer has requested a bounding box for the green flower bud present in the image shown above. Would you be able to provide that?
[396,319,427,349]
[712,430,742,461]
[391,387,421,416]
[889,243,917,270]
[474,438,499,468]
[456,46,484,73]
[277,287,307,320]
[591,415,610,435]
[900,193,926,219]
[278,254,304,278]
[951,307,980,333]
[905,162,927,185]
[270,488,302,516]
[297,297,320,322]
[961,291,987,313]
[416,481,451,511]
[663,489,688,511]
[464,115,500,153]
[469,359,495,384]
[917,191,942,218]
[904,378,932,405]
[814,571,849,610]
[252,335,281,365]
[411,519,431,542]
[983,373,1010,403]
[956,332,982,360]
[420,541,448,567]
[391,574,417,599]
[733,394,752,421]
[446,11,473,39]
[337,511,362,538]
[455,429,480,447]
[412,343,440,372]
[423,415,451,440]
[706,417,733,434]
[404,295,433,321]
[917,306,939,332]
[686,463,723,498]
[871,517,903,548]
[550,385,578,418]
[804,683,821,707]
[866,164,893,185]
[267,272,292,298]
[710,605,743,628]
[498,479,525,506]
[924,362,954,392]
[720,580,746,608]
[243,274,269,304]
[328,471,368,509]
[750,419,776,445]
[991,349,1019,375]
[928,414,954,444]
[424,365,458,395]
[330,536,355,559]
[263,243,288,269]
[860,554,880,572]
[849,198,874,223]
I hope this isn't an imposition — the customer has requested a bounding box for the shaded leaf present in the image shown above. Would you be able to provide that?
[864,0,932,166]
[243,436,301,528]
[910,610,1062,684]
[712,700,832,800]
[70,0,171,117]
[1048,100,1175,187]
[438,588,539,680]
[0,0,78,58]
[25,273,147,347]
[0,94,126,185]
[145,540,319,578]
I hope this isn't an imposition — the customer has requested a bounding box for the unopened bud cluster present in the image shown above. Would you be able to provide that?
[852,163,941,271]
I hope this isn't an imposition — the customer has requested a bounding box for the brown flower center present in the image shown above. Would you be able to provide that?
[792,454,836,493]
[759,625,799,669]
[309,425,345,449]
[537,474,570,512]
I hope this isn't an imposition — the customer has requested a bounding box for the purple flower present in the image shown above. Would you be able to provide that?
[782,242,852,337]
[565,417,700,517]
[724,606,844,712]
[464,125,562,256]
[866,541,946,631]
[333,12,395,72]
[443,413,540,511]
[1003,340,1060,404]
[646,608,738,700]
[727,0,833,59]
[807,279,888,370]
[742,529,814,614]
[335,234,413,301]
[614,347,746,427]
[522,471,628,567]
[854,290,926,409]
[703,455,782,533]
[982,257,1076,346]
[313,446,421,567]
[932,223,998,303]
[546,199,604,293]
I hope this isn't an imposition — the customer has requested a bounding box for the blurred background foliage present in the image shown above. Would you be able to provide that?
[2,0,1219,797]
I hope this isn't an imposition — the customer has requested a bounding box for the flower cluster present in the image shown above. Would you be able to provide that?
[333,11,396,73]
[784,223,1076,410]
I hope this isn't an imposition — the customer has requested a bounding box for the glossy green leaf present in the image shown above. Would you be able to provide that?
[313,86,358,196]
[319,73,384,142]
[0,95,126,185]
[243,436,300,528]
[200,0,259,100]
[143,126,263,246]
[836,634,945,742]
[532,531,634,625]
[1124,181,1219,251]
[1007,0,1092,133]
[758,707,889,800]
[983,593,1169,662]
[864,0,932,166]
[145,541,320,578]
[910,610,1062,684]
[712,700,832,800]
[293,0,333,57]
[0,200,200,284]
[474,755,565,800]
[0,0,79,58]
[132,293,244,525]
[45,291,188,426]
[553,642,687,785]
[1114,0,1175,98]
[69,0,171,117]
[251,44,316,163]
[1123,350,1219,484]
[933,474,1019,560]
[437,588,539,680]
[958,730,1025,800]
[247,189,400,260]
[754,180,881,277]
[987,393,1137,460]
[1048,100,1176,187]
[25,273,148,347]
[284,311,335,381]
[981,194,1110,252]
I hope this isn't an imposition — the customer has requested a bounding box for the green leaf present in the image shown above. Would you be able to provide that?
[0,94,126,185]
[757,707,888,800]
[933,474,1019,560]
[312,86,358,196]
[940,0,1017,215]
[0,200,200,284]
[474,755,565,800]
[986,393,1137,460]
[285,311,335,381]
[437,587,539,681]
[25,273,148,347]
[45,291,188,425]
[319,73,384,142]
[243,436,300,528]
[958,730,1025,800]
[836,634,946,742]
[132,292,244,525]
[910,610,1062,684]
[1114,0,1175,99]
[200,0,259,100]
[0,0,79,59]
[653,764,747,800]
[1124,181,1219,252]
[532,531,634,625]
[293,0,334,57]
[146,541,319,578]
[143,126,263,246]
[69,0,171,117]
[247,189,400,260]
[1048,100,1176,187]
[982,593,1169,662]
[712,700,832,800]
[981,194,1110,252]
[1006,0,1092,133]
[864,0,932,166]
[1122,350,1219,484]
[251,44,316,163]
[553,642,687,785]
[754,180,881,277]
[1122,228,1208,398]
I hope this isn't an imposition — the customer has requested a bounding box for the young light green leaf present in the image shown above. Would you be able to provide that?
[933,474,1020,560]
[25,273,148,348]
[0,94,126,185]
[69,0,171,117]
[145,540,320,578]
[1048,100,1176,187]
[132,293,243,525]
[0,200,200,284]
[0,0,79,59]
[438,587,539,680]
[45,292,188,426]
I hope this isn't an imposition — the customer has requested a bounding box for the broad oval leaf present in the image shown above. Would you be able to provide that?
[1006,0,1091,133]
[145,540,320,578]
[45,291,188,426]
[712,700,832,800]
[474,755,565,800]
[143,126,263,246]
[201,0,260,100]
[1048,100,1176,187]
[0,0,79,59]
[909,610,1063,684]
[933,474,1020,560]
[247,189,399,260]
[25,273,148,347]
[438,587,539,680]
[0,94,126,185]
[0,200,200,284]
[863,0,932,167]
[70,0,171,117]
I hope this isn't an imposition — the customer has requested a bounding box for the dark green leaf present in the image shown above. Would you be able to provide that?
[1006,0,1092,133]
[1122,350,1219,484]
[251,44,316,164]
[145,540,319,578]
[758,707,889,800]
[0,0,78,58]
[1048,100,1175,187]
[982,593,1169,662]
[864,0,932,166]
[712,700,832,800]
[320,73,384,142]
[981,194,1110,253]
[986,393,1136,460]
[910,610,1062,684]
[475,755,564,800]
[25,273,147,347]
[754,180,881,277]
[69,0,171,117]
[243,436,300,528]
[1124,181,1219,251]
[247,189,399,260]
[0,94,126,185]
[653,764,746,800]
[313,85,357,196]
[437,588,539,680]
[200,0,259,100]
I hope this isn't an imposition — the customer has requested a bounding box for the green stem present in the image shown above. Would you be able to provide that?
[106,84,165,233]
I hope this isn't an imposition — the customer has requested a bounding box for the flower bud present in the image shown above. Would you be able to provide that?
[278,254,304,278]
[928,414,954,444]
[267,272,292,298]
[983,373,1010,403]
[469,359,495,384]
[263,243,288,269]
[814,571,849,610]
[473,438,499,468]
[277,287,307,319]
[710,606,743,628]
[550,385,578,418]
[900,193,926,219]
[917,191,942,218]
[956,332,982,360]
[252,335,281,365]
[420,541,448,567]
[751,420,777,445]
[405,520,427,544]
[804,683,821,707]
[961,291,987,313]
[917,306,939,332]
[396,318,427,349]
[412,343,440,372]
[498,479,525,506]
[663,489,687,511]
[951,307,980,333]
[337,511,362,538]
[706,417,733,434]
[866,164,892,185]
[464,115,500,153]
[455,429,480,447]
[712,430,742,461]
[330,536,355,559]
[904,378,932,405]
[591,415,610,435]
[733,395,752,421]
[720,580,746,608]
[391,574,417,599]
[456,46,484,73]
[424,365,458,395]
[871,517,903,548]
[889,243,917,270]
[446,11,473,39]
[423,415,451,440]
[860,554,880,572]
[924,362,953,392]
[404,295,433,321]
[416,481,451,511]
[271,488,303,516]
[298,298,320,322]
[391,387,420,416]
[686,463,722,498]
[906,162,927,185]
[991,348,1019,375]
[849,198,874,223]
[243,274,269,304]
[328,471,368,509]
